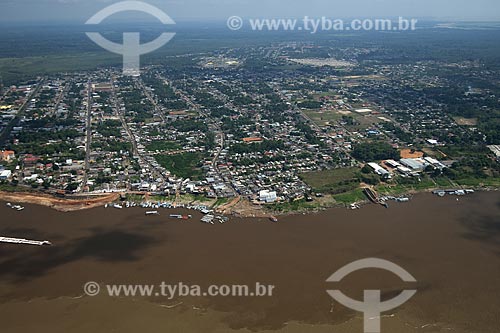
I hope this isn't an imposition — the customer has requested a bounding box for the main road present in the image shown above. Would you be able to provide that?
[111,75,169,184]
[80,79,92,193]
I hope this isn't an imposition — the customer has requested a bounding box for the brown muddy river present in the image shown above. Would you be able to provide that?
[0,191,499,332]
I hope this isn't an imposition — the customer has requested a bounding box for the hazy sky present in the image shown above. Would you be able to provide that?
[1,0,500,23]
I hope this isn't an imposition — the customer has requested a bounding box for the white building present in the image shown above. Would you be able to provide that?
[426,139,439,145]
[259,190,277,203]
[384,159,401,168]
[367,162,391,179]
[0,170,12,180]
[424,157,446,169]
[400,158,427,171]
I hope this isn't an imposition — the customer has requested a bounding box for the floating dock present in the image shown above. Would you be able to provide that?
[0,236,52,246]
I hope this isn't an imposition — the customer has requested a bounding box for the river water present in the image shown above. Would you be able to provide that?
[0,191,499,332]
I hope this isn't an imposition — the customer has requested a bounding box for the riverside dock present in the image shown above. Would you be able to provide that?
[0,236,52,246]
[363,188,389,208]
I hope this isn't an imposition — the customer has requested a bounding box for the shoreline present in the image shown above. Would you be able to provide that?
[0,191,120,212]
[1,185,496,217]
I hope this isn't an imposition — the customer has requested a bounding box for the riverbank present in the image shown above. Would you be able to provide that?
[0,182,497,216]
[0,191,119,212]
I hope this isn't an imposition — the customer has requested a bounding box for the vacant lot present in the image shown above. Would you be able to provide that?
[453,117,478,126]
[146,140,181,152]
[154,152,204,180]
[304,109,342,127]
[400,149,424,159]
[300,167,360,194]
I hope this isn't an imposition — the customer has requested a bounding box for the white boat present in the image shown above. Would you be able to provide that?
[10,205,24,211]
[201,215,215,224]
[146,211,159,215]
[113,204,123,209]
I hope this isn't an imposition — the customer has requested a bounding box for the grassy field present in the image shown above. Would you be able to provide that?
[455,177,500,187]
[146,141,181,152]
[300,167,360,193]
[434,176,455,187]
[154,152,204,180]
[0,183,26,193]
[213,197,229,207]
[0,53,122,83]
[303,109,343,126]
[376,184,411,196]
[332,188,366,204]
[376,175,436,195]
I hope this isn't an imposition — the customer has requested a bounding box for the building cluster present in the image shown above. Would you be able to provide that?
[368,156,448,179]
[0,42,497,204]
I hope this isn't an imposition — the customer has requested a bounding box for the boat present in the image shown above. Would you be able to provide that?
[145,211,159,215]
[113,204,123,209]
[10,205,25,211]
[216,216,228,223]
[269,215,278,223]
[0,237,53,246]
[6,203,12,207]
[201,215,215,224]
[169,214,182,219]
